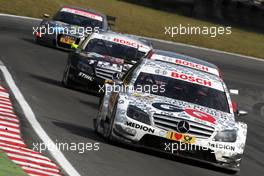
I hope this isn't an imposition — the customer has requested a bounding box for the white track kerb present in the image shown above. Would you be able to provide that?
[0,61,81,176]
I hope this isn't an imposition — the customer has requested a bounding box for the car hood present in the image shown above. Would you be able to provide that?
[124,92,236,131]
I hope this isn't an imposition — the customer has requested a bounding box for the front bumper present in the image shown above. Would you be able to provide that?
[35,32,83,50]
[111,116,245,170]
[56,34,82,50]
[68,64,105,91]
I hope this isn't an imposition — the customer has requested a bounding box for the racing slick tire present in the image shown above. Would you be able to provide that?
[102,103,117,142]
[62,64,73,88]
[93,97,104,134]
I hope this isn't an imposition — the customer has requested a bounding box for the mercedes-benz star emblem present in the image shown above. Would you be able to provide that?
[177,121,190,133]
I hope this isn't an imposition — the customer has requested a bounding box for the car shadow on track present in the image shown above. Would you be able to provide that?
[29,73,99,97]
[21,37,37,45]
[114,143,238,175]
[79,100,99,110]
[30,74,62,87]
[21,37,69,53]
[52,120,237,175]
[52,121,106,144]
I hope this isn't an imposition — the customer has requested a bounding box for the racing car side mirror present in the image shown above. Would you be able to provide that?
[236,110,248,117]
[232,101,248,117]
[42,13,50,18]
[229,89,239,95]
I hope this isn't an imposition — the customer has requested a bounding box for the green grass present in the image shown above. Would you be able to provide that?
[0,0,264,58]
[0,150,28,176]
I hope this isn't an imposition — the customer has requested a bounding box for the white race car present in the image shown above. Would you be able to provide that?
[94,52,247,172]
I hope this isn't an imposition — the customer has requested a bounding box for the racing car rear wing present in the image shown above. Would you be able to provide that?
[148,51,221,78]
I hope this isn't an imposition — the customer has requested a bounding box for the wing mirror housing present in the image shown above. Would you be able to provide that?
[232,100,248,117]
[42,13,50,18]
[229,89,239,95]
[237,110,248,117]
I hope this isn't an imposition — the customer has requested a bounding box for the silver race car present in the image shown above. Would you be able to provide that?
[34,6,109,50]
[94,53,247,172]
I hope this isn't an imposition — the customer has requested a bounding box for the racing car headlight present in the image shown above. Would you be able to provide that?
[214,130,237,142]
[77,61,93,74]
[127,105,150,125]
[88,60,96,65]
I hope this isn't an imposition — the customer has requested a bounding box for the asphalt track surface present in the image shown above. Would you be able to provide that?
[0,15,264,176]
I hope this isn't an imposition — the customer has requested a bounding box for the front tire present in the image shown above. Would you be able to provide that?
[94,98,105,133]
[103,103,117,142]
[62,64,72,87]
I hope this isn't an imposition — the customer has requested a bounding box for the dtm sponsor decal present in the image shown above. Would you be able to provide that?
[113,38,143,48]
[208,142,235,151]
[61,7,103,21]
[166,131,196,144]
[126,122,155,133]
[151,54,219,75]
[171,71,212,87]
[174,59,219,76]
[152,103,184,112]
[175,59,209,72]
[78,72,94,81]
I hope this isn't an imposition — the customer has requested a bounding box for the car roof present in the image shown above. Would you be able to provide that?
[140,59,224,92]
[148,50,220,77]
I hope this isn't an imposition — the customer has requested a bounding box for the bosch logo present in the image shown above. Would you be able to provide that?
[177,121,190,133]
[113,38,142,48]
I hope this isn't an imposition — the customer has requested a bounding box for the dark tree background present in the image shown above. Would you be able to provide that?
[122,0,264,31]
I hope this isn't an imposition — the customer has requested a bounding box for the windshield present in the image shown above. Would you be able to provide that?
[53,11,103,28]
[134,72,230,113]
[84,38,146,61]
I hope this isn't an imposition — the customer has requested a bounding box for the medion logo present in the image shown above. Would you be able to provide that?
[126,122,155,133]
[209,142,235,151]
